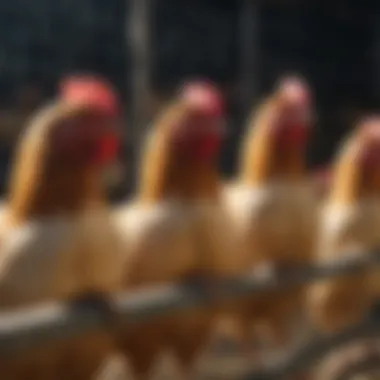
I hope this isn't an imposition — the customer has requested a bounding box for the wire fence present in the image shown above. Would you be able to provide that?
[2,252,380,379]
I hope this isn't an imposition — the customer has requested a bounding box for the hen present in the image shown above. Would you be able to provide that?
[223,77,318,357]
[0,76,124,380]
[114,81,238,379]
[308,117,380,333]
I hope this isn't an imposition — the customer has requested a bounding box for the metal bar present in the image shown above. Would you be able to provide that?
[245,317,380,380]
[335,357,380,380]
[0,252,379,357]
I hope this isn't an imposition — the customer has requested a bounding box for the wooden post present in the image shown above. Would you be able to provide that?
[129,0,152,162]
[239,0,259,118]
[374,8,380,107]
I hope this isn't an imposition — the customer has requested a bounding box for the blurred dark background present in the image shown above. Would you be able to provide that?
[0,0,377,194]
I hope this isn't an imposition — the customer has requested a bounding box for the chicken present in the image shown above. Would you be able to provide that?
[114,81,238,379]
[223,77,318,354]
[0,76,124,379]
[308,118,380,333]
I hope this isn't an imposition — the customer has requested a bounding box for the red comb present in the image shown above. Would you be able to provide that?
[359,116,380,139]
[277,77,311,106]
[180,81,225,117]
[60,75,119,116]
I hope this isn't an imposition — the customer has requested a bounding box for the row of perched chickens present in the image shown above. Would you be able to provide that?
[115,78,324,378]
[115,78,380,378]
[0,78,240,380]
[215,80,380,379]
[1,73,380,380]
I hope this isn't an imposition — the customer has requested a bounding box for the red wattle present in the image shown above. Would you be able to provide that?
[280,124,308,147]
[195,135,221,160]
[95,134,120,164]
